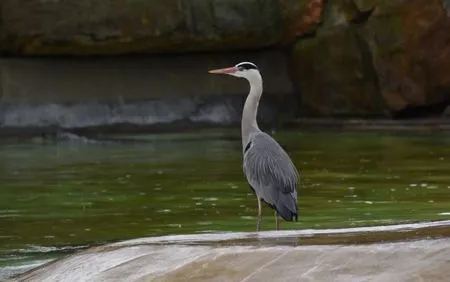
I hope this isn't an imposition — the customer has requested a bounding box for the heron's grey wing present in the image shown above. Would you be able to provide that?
[243,132,299,221]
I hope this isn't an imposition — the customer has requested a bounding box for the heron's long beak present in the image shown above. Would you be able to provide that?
[208,66,238,74]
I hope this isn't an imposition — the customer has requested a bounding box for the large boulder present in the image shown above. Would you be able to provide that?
[362,0,450,114]
[292,26,388,117]
[0,0,317,56]
[291,0,450,117]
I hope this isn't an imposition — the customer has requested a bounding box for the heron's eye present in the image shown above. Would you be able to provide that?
[238,66,244,72]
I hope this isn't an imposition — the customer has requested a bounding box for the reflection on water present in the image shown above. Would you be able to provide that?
[0,129,450,278]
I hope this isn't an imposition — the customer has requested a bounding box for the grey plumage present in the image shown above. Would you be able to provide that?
[243,131,299,221]
[208,61,300,231]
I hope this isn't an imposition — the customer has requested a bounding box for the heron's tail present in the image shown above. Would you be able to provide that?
[276,193,298,221]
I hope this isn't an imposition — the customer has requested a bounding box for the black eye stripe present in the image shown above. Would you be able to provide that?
[236,63,258,70]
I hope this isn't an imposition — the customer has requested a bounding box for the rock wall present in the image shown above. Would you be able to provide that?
[292,0,450,117]
[0,0,449,118]
[0,0,313,55]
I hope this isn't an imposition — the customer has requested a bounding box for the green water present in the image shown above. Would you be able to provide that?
[1,129,450,275]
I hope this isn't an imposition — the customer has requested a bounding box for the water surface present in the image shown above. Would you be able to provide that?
[1,129,449,278]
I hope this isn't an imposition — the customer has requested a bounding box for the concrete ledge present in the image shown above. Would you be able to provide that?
[13,220,450,282]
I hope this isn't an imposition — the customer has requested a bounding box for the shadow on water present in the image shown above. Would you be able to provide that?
[0,129,450,280]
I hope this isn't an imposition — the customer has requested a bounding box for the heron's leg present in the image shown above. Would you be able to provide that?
[275,211,280,231]
[256,197,262,232]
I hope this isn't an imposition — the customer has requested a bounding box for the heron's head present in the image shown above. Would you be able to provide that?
[208,62,260,81]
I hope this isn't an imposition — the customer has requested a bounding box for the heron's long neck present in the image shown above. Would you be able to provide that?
[241,73,263,149]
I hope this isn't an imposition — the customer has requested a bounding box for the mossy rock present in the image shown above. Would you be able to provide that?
[290,0,450,117]
[321,0,360,27]
[291,27,389,117]
[361,0,450,112]
[352,0,379,11]
[0,0,320,56]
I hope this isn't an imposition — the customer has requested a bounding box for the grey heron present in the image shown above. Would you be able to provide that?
[208,62,299,231]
